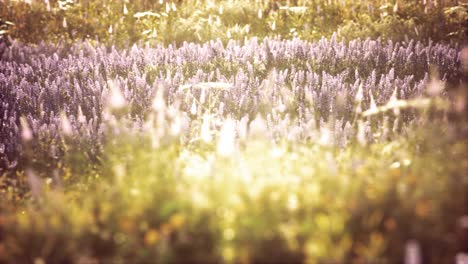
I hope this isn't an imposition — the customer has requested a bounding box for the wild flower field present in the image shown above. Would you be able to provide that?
[0,1,467,264]
[0,35,467,263]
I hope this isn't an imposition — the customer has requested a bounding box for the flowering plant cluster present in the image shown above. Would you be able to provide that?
[0,36,460,173]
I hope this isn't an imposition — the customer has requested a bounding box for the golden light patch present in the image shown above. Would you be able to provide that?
[144,229,160,246]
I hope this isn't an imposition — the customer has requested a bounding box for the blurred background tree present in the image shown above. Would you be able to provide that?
[0,0,466,46]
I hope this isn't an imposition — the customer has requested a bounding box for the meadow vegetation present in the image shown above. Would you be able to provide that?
[0,0,467,263]
[1,0,467,46]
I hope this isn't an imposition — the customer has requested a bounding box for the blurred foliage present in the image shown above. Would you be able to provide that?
[0,112,467,263]
[0,0,466,46]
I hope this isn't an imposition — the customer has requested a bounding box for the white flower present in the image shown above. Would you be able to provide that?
[201,114,212,143]
[60,112,73,135]
[190,100,197,115]
[217,118,236,157]
[20,117,33,142]
[152,92,166,112]
[77,106,86,123]
[123,3,128,15]
[108,80,126,109]
[249,115,267,138]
